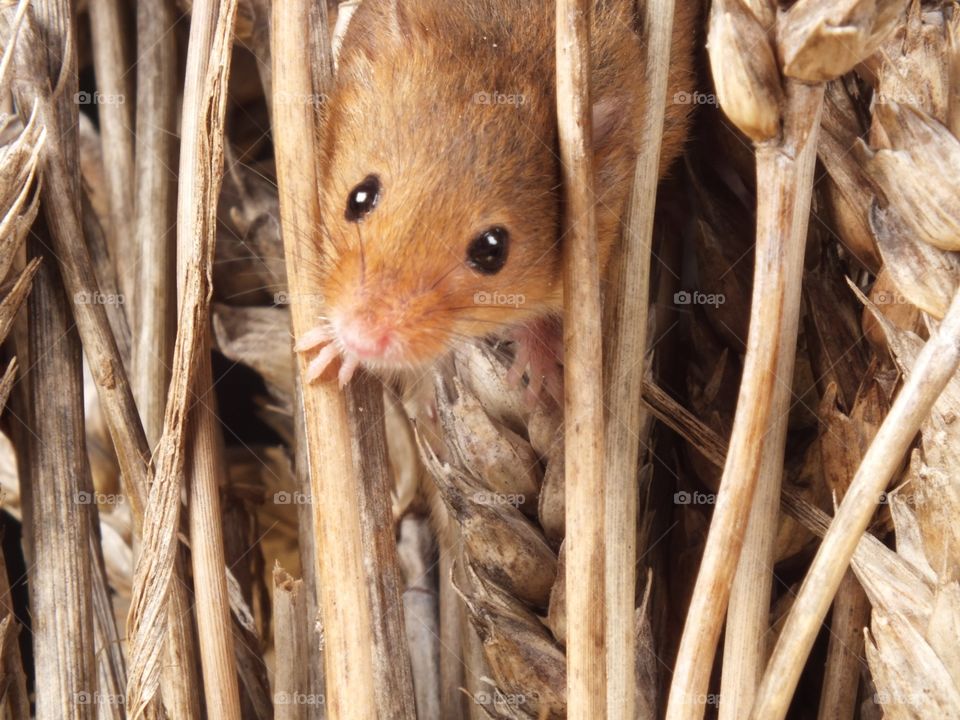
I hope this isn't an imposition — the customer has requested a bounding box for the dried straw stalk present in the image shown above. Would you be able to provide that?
[87,0,135,311]
[7,0,151,521]
[130,1,202,715]
[20,237,98,720]
[125,0,239,716]
[556,0,606,717]
[718,77,823,720]
[273,565,310,720]
[177,1,241,718]
[132,0,178,449]
[601,0,675,716]
[665,79,825,719]
[752,290,960,718]
[0,541,28,720]
[4,3,101,717]
[271,2,416,717]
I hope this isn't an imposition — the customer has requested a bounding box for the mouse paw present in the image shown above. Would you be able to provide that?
[505,317,564,405]
[294,324,360,387]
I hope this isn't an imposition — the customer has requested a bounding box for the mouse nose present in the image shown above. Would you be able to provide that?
[338,318,394,360]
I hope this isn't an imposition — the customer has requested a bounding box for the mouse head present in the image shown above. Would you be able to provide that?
[309,1,564,377]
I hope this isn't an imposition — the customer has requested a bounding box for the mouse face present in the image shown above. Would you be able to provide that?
[309,3,564,378]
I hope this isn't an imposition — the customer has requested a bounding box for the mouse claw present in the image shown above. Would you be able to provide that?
[305,343,341,383]
[505,317,564,406]
[294,325,333,353]
[338,355,360,387]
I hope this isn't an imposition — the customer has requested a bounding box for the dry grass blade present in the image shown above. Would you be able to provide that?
[666,81,824,719]
[600,0,674,716]
[753,291,960,716]
[125,0,239,716]
[272,2,417,717]
[273,564,311,720]
[87,0,134,310]
[131,0,201,711]
[18,234,98,720]
[555,0,606,716]
[398,516,440,720]
[132,0,178,446]
[4,0,153,533]
[0,561,27,720]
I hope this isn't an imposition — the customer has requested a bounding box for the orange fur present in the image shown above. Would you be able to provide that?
[311,0,698,372]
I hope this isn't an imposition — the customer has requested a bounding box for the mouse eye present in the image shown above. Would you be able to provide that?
[345,175,380,222]
[466,227,509,275]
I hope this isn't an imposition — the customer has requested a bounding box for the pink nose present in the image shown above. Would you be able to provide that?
[339,319,393,359]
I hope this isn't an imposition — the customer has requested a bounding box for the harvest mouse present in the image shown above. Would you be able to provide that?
[296,0,697,397]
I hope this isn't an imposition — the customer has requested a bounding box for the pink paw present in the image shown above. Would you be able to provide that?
[293,324,359,387]
[505,317,564,405]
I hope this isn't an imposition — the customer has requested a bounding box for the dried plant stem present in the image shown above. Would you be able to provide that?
[720,79,816,713]
[556,0,605,717]
[187,355,241,720]
[132,0,177,448]
[131,3,201,713]
[601,1,674,717]
[439,538,468,720]
[751,293,960,719]
[291,379,325,719]
[8,3,151,525]
[641,380,726,468]
[398,516,440,720]
[175,2,241,718]
[666,80,824,720]
[89,534,125,720]
[0,543,28,720]
[20,238,97,720]
[125,0,238,715]
[273,566,310,720]
[87,0,135,312]
[346,379,418,717]
[272,3,416,717]
[816,570,868,720]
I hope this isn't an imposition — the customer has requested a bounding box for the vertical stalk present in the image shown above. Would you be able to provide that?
[601,0,675,717]
[556,0,606,717]
[665,81,824,720]
[271,2,417,717]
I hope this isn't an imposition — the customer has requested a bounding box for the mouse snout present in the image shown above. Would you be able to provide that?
[336,312,396,361]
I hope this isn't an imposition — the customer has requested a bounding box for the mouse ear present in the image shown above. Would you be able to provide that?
[340,0,411,60]
[591,94,627,154]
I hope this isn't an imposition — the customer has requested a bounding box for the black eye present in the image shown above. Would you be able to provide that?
[466,227,509,275]
[345,175,380,221]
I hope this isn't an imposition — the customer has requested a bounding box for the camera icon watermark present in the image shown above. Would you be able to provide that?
[274,291,325,306]
[274,691,325,706]
[74,691,124,706]
[874,290,908,306]
[74,91,125,105]
[473,290,525,308]
[274,90,328,107]
[673,290,725,308]
[74,291,125,306]
[673,490,716,506]
[273,490,312,505]
[474,91,526,106]
[673,91,717,106]
[74,491,125,506]
[473,491,525,507]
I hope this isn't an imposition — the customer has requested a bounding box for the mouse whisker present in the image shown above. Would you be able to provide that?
[426,258,466,292]
[354,221,367,286]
